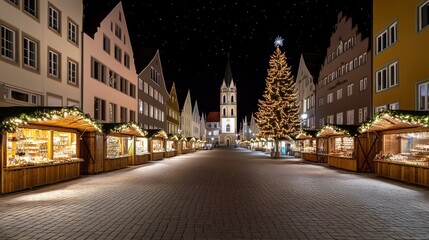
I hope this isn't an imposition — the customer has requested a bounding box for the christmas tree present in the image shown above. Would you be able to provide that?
[255,36,300,157]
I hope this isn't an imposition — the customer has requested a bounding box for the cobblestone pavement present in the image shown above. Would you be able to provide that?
[1,147,429,240]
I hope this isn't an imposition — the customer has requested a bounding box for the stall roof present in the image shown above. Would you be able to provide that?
[295,129,318,139]
[102,122,147,137]
[317,124,360,138]
[0,106,101,133]
[168,134,179,141]
[359,110,429,133]
[186,137,196,142]
[146,129,168,139]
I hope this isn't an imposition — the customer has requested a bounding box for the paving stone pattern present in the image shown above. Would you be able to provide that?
[1,147,429,240]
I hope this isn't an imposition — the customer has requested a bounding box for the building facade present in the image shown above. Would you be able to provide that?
[373,0,429,112]
[83,2,138,123]
[192,101,201,139]
[219,60,237,146]
[316,12,372,128]
[1,0,82,107]
[135,49,169,130]
[166,81,180,134]
[296,54,316,129]
[206,111,220,146]
[179,90,193,137]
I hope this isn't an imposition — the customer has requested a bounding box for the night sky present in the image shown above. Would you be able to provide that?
[84,0,371,123]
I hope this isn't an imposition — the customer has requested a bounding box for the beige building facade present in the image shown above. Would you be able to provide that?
[1,0,82,107]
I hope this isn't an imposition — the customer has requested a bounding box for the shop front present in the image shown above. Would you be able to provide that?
[165,134,178,158]
[147,129,168,160]
[295,130,318,162]
[359,110,429,186]
[0,106,101,194]
[317,125,359,171]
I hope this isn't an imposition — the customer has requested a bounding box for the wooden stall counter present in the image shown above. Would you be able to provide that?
[151,151,165,161]
[328,155,357,171]
[302,152,317,162]
[104,156,129,172]
[375,160,429,187]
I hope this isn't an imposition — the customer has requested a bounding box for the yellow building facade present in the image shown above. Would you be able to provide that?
[373,0,429,111]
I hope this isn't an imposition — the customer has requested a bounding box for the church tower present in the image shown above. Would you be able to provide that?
[220,59,237,146]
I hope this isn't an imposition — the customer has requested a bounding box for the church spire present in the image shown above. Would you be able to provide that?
[224,57,233,87]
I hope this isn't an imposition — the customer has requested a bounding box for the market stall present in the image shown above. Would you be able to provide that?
[0,106,101,194]
[102,123,147,171]
[187,137,196,153]
[177,136,188,154]
[164,134,178,158]
[316,125,360,171]
[295,130,318,162]
[147,129,168,160]
[359,110,429,186]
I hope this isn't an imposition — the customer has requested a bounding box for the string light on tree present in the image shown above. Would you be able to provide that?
[255,37,300,158]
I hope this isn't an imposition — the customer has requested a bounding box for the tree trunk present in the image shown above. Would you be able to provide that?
[274,139,281,158]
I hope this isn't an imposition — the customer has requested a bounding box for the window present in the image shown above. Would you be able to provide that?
[154,89,158,101]
[154,107,158,120]
[124,52,130,68]
[347,84,354,96]
[149,86,153,97]
[144,82,148,94]
[418,0,429,31]
[130,110,135,122]
[1,25,17,61]
[129,83,136,98]
[376,21,398,54]
[419,82,429,110]
[327,115,334,124]
[91,58,106,82]
[48,4,61,33]
[108,70,116,88]
[23,36,38,69]
[115,24,122,39]
[68,59,78,85]
[94,97,106,121]
[347,110,354,125]
[364,107,368,121]
[231,109,234,116]
[139,99,143,114]
[138,78,143,90]
[8,0,19,6]
[68,19,78,45]
[109,103,117,122]
[375,105,387,113]
[24,0,38,18]
[48,49,60,78]
[376,30,388,54]
[337,89,343,100]
[376,61,398,92]
[103,35,110,54]
[358,108,363,123]
[359,78,367,91]
[389,61,398,87]
[149,105,153,118]
[120,77,127,94]
[4,87,42,105]
[336,112,343,125]
[114,45,121,62]
[231,95,234,103]
[318,97,324,107]
[226,124,230,132]
[144,102,148,116]
[319,118,325,128]
[376,68,388,92]
[120,107,127,122]
[310,94,315,108]
[389,102,399,110]
[223,108,226,116]
[389,22,397,45]
[327,93,333,104]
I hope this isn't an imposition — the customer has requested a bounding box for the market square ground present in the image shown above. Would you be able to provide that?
[1,147,429,240]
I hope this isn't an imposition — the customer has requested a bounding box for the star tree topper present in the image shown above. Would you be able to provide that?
[274,36,284,47]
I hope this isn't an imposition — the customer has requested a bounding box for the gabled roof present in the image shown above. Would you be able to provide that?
[359,110,429,133]
[206,112,220,122]
[134,48,158,73]
[176,88,189,111]
[317,124,360,138]
[83,0,121,37]
[102,122,147,137]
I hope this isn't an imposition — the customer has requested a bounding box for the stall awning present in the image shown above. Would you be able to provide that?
[168,134,179,141]
[146,129,168,139]
[295,129,318,140]
[186,137,196,142]
[317,124,360,138]
[359,110,429,133]
[103,122,147,137]
[0,106,101,133]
